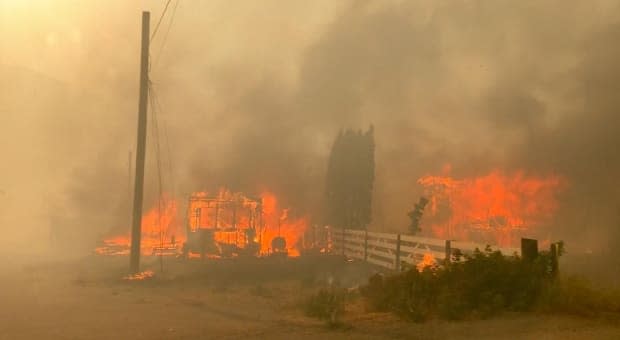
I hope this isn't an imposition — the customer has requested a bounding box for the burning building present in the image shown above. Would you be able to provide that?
[95,196,182,256]
[95,188,309,258]
[417,168,565,247]
[184,190,262,258]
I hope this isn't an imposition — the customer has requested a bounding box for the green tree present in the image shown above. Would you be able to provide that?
[407,197,429,234]
[325,126,375,229]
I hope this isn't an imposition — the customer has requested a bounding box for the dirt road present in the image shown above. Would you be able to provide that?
[1,256,618,340]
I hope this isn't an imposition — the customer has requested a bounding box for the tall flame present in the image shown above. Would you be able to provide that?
[417,168,565,246]
[259,191,308,256]
[140,196,183,251]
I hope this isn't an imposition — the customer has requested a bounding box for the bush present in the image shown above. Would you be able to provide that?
[361,247,562,321]
[304,286,346,327]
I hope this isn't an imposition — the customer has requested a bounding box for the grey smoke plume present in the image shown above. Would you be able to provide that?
[1,0,619,254]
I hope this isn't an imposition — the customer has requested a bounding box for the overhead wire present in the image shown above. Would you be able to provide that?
[148,0,178,204]
[150,84,176,195]
[150,0,173,42]
[154,0,180,68]
[145,0,179,271]
[148,80,166,272]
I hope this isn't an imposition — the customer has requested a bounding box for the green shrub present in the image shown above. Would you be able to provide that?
[361,247,563,321]
[304,286,346,327]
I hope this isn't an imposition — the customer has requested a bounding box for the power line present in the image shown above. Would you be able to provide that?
[148,82,177,212]
[148,80,165,271]
[150,0,173,42]
[145,2,178,269]
[154,0,180,68]
[154,93,176,196]
[149,81,176,195]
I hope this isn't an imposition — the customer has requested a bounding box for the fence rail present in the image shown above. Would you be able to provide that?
[331,228,526,271]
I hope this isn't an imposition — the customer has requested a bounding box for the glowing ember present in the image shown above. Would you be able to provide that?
[417,253,437,271]
[94,237,130,256]
[123,270,154,281]
[417,167,565,246]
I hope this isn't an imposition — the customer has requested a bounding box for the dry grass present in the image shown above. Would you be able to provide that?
[0,255,619,339]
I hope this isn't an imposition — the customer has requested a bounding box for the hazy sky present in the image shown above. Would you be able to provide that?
[1,0,619,254]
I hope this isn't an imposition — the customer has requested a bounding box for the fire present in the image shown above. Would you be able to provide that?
[417,168,564,246]
[95,195,183,256]
[186,189,308,256]
[188,189,261,249]
[96,188,308,257]
[123,270,155,281]
[140,196,184,252]
[259,191,308,256]
[188,189,261,230]
[94,236,130,256]
[417,253,436,271]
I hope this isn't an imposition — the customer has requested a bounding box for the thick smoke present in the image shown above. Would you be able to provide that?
[1,0,619,255]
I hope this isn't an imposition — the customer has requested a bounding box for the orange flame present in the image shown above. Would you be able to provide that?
[186,189,308,256]
[259,191,308,256]
[96,188,308,257]
[140,196,184,252]
[123,270,155,281]
[417,253,436,271]
[95,194,183,256]
[418,168,565,246]
[188,189,260,232]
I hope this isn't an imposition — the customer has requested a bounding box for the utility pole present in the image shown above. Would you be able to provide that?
[130,11,150,274]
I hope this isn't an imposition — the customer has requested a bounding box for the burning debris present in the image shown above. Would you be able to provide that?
[416,253,437,271]
[185,189,262,258]
[184,189,308,258]
[94,237,130,256]
[259,192,308,256]
[95,196,183,256]
[417,167,565,246]
[96,188,308,259]
[123,270,155,281]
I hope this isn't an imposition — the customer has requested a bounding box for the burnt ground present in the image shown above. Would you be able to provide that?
[1,254,619,340]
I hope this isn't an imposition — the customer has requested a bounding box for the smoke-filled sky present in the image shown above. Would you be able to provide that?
[1,0,619,254]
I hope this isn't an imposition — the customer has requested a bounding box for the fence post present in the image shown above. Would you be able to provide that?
[395,234,401,271]
[445,240,451,265]
[364,228,368,262]
[342,227,346,256]
[327,226,332,254]
[521,238,538,262]
[550,242,559,278]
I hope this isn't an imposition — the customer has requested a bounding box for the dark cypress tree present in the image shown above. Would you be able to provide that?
[360,126,375,228]
[325,126,375,229]
[325,130,345,227]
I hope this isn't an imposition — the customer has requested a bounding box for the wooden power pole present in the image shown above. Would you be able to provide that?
[130,11,150,274]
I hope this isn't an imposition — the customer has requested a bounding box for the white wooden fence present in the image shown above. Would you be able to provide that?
[330,228,522,271]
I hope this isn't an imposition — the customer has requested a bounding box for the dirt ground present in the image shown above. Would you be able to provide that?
[1,255,619,340]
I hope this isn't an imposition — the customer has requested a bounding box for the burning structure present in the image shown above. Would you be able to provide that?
[184,191,262,258]
[95,196,182,256]
[417,168,565,247]
[95,189,309,258]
